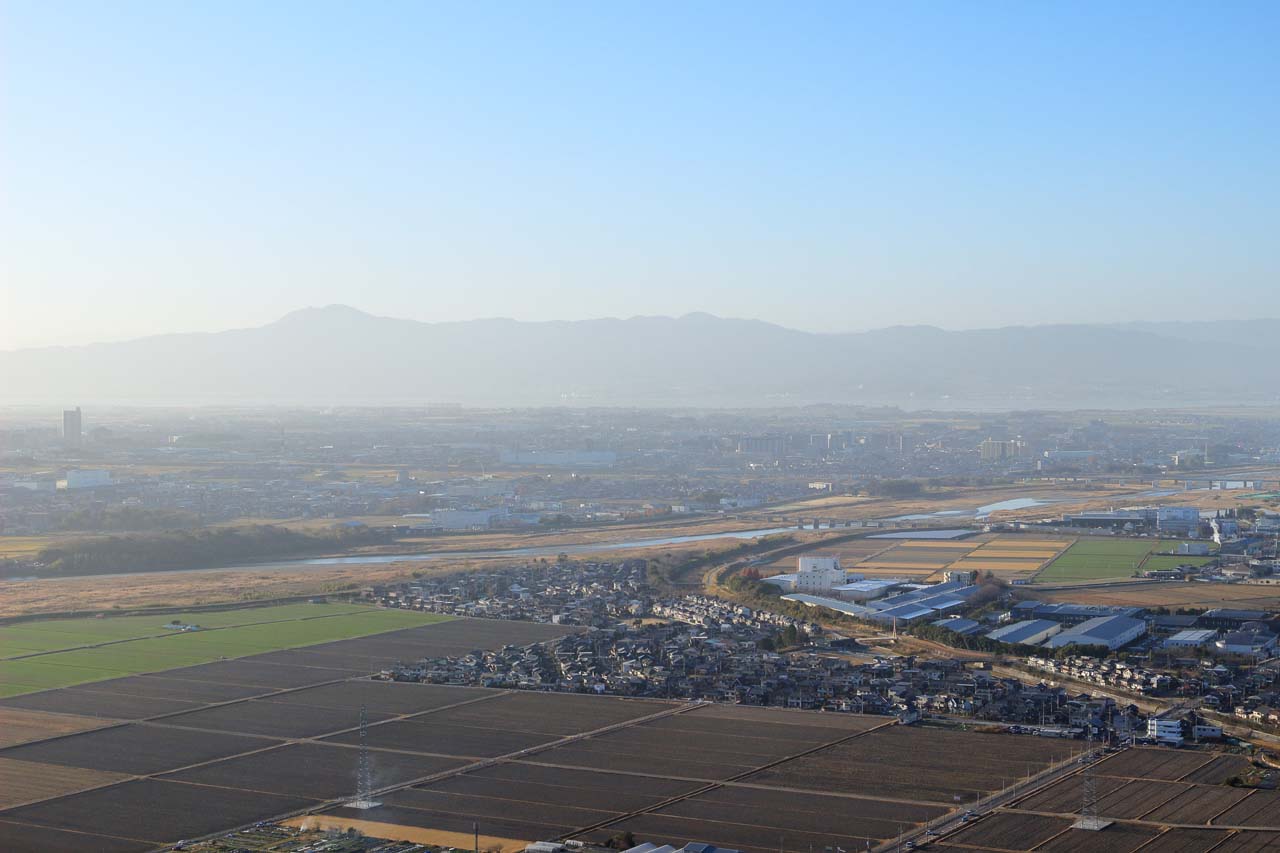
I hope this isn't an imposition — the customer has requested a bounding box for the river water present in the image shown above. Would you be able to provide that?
[887,496,1056,521]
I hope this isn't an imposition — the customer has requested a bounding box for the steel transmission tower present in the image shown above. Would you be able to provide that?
[348,704,381,809]
[1073,735,1107,830]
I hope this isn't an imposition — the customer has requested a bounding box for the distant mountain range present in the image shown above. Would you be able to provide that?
[2,306,1277,409]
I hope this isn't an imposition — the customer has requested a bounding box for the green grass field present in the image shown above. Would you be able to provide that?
[0,602,379,658]
[0,603,449,696]
[1139,554,1217,572]
[1034,538,1170,583]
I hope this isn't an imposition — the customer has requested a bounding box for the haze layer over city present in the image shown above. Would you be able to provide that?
[2,3,1280,853]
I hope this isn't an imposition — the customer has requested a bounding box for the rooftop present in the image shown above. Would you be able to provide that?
[780,594,875,618]
[987,619,1061,645]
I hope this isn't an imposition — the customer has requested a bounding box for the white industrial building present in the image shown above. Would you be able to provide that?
[1157,506,1202,535]
[1147,718,1184,746]
[1164,629,1217,649]
[1214,623,1277,656]
[59,469,113,490]
[762,555,866,595]
[832,579,900,602]
[1062,505,1201,536]
[797,555,840,574]
[793,555,846,593]
[405,508,510,531]
[794,568,846,593]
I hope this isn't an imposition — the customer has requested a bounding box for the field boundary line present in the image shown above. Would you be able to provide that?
[1168,753,1219,783]
[1132,779,1205,821]
[1005,805,1280,832]
[918,745,1110,852]
[136,674,370,721]
[563,717,899,842]
[151,699,704,853]
[0,672,387,750]
[0,814,164,848]
[1206,787,1258,824]
[721,778,965,808]
[1129,828,1191,853]
[0,736,305,830]
[140,682,512,742]
[1028,536,1078,584]
[0,762,134,813]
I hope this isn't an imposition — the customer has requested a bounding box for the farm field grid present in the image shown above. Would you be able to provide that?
[933,746,1280,852]
[758,534,1078,582]
[802,533,1218,587]
[0,608,1088,853]
[0,616,575,852]
[0,603,451,697]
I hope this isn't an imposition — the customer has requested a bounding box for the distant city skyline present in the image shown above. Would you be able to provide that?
[3,2,1278,348]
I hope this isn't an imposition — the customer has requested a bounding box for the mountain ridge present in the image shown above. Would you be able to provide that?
[2,307,1276,409]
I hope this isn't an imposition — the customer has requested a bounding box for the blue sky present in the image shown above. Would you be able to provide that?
[2,1,1277,347]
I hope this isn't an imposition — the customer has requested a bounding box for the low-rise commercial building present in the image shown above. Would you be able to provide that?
[986,619,1062,646]
[1147,718,1184,746]
[1164,629,1217,649]
[1215,624,1277,656]
[1043,615,1147,651]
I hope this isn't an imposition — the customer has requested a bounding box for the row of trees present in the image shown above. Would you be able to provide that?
[28,523,383,578]
[866,478,924,497]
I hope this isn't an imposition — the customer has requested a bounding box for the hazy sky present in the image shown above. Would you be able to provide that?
[3,2,1278,349]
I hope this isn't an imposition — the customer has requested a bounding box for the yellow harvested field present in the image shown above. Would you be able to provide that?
[287,816,530,851]
[986,538,1072,548]
[857,561,953,570]
[889,541,982,550]
[966,549,1060,559]
[849,567,934,577]
[0,757,130,808]
[948,559,1046,571]
[856,544,974,567]
[0,708,112,748]
[0,536,70,558]
[756,538,888,572]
